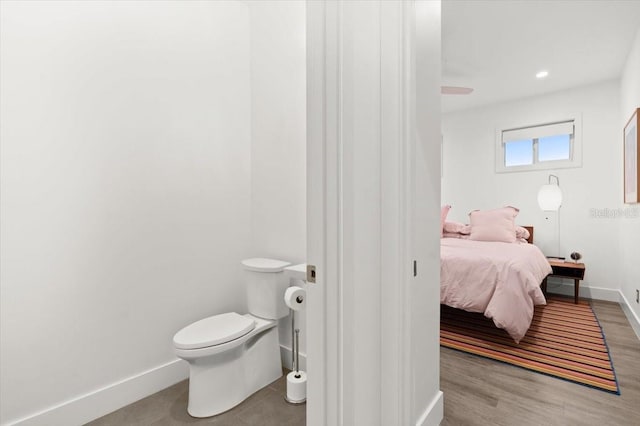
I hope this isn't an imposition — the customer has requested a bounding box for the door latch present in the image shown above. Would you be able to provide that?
[307,264,316,283]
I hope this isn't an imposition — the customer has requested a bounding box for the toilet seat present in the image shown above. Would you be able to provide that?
[173,312,256,350]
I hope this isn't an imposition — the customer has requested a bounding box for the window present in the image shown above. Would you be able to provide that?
[504,139,534,166]
[496,117,581,173]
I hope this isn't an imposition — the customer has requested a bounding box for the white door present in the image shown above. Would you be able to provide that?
[306,1,443,425]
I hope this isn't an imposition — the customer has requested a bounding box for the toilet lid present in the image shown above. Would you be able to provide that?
[241,258,290,272]
[173,312,256,350]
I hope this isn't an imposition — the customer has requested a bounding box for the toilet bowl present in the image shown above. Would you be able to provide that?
[173,258,291,418]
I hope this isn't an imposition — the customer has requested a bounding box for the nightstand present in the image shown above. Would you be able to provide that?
[541,260,586,304]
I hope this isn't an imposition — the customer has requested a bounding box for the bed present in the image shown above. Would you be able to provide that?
[440,226,552,343]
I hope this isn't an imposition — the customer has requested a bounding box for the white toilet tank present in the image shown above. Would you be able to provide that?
[241,258,291,320]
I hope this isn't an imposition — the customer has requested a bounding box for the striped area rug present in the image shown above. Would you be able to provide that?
[440,297,620,394]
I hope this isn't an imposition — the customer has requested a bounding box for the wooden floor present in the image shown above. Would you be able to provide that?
[87,299,637,425]
[440,299,640,426]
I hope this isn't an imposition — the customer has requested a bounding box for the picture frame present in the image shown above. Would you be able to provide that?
[624,108,640,204]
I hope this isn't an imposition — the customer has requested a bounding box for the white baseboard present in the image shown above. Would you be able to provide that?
[546,281,640,340]
[619,291,640,340]
[545,279,620,302]
[7,346,304,426]
[280,344,307,372]
[5,359,188,426]
[415,390,443,426]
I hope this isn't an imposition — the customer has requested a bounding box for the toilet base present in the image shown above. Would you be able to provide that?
[185,323,282,418]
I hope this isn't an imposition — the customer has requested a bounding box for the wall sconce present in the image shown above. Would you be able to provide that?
[537,174,562,211]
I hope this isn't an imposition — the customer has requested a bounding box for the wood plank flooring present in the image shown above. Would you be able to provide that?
[441,299,640,426]
[86,371,305,426]
[87,299,637,425]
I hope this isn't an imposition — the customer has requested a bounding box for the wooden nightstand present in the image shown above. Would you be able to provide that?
[541,260,586,304]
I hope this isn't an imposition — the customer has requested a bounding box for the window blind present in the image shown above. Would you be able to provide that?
[502,121,574,143]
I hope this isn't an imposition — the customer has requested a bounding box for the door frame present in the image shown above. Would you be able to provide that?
[306,1,442,424]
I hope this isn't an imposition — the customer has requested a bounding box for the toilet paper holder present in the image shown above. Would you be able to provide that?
[283,285,306,404]
[285,307,306,404]
[285,293,306,404]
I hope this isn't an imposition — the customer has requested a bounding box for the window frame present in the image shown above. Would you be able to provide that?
[495,114,582,173]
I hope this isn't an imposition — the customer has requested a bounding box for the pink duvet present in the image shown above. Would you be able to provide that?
[440,238,552,343]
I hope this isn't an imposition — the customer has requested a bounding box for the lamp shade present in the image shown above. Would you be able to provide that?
[537,184,562,211]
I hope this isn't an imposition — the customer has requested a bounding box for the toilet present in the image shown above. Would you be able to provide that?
[173,258,291,418]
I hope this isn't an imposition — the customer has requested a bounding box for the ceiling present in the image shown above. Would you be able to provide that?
[441,0,640,113]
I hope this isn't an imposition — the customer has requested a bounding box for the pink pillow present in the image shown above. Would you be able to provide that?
[469,206,519,243]
[515,226,530,240]
[440,205,451,237]
[443,231,470,239]
[444,221,471,234]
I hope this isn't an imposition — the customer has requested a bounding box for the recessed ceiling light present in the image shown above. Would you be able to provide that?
[536,70,549,79]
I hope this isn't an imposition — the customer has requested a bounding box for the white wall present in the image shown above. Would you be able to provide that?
[619,26,640,323]
[442,81,622,294]
[0,2,251,424]
[247,1,307,368]
[249,1,306,265]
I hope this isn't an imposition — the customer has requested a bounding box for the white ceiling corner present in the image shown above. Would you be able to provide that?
[441,0,640,113]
